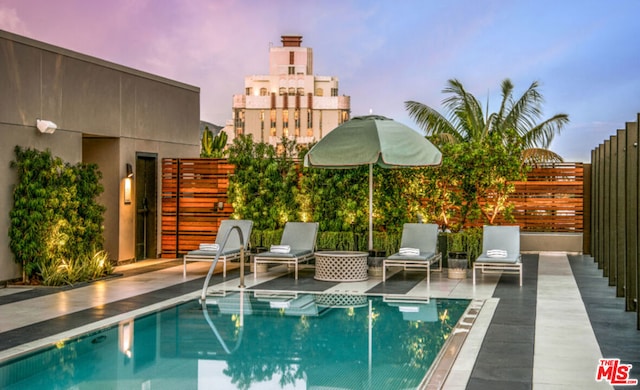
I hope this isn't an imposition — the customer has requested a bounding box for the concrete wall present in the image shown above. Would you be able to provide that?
[0,30,200,281]
[520,232,583,254]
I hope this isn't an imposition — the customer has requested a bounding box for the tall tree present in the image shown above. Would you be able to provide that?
[405,78,569,164]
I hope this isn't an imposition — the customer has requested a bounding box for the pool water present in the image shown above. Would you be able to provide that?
[0,292,470,389]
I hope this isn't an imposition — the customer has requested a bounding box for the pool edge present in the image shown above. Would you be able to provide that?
[421,297,500,389]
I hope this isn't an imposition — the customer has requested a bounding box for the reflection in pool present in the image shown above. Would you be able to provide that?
[0,292,470,389]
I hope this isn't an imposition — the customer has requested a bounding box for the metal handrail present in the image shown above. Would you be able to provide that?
[200,293,245,354]
[200,224,246,301]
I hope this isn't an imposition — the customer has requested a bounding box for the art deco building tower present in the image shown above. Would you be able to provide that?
[231,35,351,146]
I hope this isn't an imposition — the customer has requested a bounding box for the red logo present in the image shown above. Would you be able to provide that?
[596,359,638,386]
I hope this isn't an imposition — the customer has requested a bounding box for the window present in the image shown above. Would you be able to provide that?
[246,87,253,96]
[288,66,295,75]
[260,110,265,141]
[288,87,296,96]
[234,109,245,136]
[315,88,323,97]
[297,88,304,96]
[341,110,349,123]
[260,88,268,96]
[283,109,289,136]
[270,109,276,136]
[331,88,338,97]
[294,109,300,137]
[289,51,294,64]
[279,87,286,96]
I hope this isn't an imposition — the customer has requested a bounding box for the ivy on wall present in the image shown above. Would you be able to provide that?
[226,134,523,255]
[9,146,112,285]
[227,135,299,230]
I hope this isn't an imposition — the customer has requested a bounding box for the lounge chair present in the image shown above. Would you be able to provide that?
[183,219,254,277]
[473,225,522,286]
[253,222,319,280]
[383,223,442,284]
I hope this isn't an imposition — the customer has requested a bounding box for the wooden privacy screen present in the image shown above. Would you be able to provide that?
[161,158,234,258]
[161,160,585,257]
[506,163,584,231]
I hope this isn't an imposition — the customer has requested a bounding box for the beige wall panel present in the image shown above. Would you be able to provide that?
[0,39,42,126]
[1,31,200,279]
[129,77,200,144]
[40,51,65,126]
[59,56,122,136]
[83,138,120,262]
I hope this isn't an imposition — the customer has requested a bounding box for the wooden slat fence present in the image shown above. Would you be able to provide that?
[506,163,584,231]
[161,160,585,256]
[161,158,234,258]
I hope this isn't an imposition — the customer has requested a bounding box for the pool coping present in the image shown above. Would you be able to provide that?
[422,298,497,389]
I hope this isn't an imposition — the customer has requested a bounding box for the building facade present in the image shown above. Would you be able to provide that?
[230,35,350,146]
[0,30,201,281]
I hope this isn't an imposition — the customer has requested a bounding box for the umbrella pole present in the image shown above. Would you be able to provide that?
[369,164,373,251]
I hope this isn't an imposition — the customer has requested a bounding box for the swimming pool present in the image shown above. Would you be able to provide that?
[0,292,470,389]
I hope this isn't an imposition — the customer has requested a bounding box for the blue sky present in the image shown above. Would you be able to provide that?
[1,0,639,162]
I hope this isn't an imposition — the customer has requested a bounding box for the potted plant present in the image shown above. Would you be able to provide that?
[447,232,468,279]
[367,249,386,277]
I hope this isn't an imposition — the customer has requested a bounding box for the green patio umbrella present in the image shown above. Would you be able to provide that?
[304,115,442,250]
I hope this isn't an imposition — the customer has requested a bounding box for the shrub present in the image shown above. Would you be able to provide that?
[9,146,110,284]
[39,250,113,286]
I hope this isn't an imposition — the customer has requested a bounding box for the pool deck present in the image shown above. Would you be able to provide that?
[0,252,638,389]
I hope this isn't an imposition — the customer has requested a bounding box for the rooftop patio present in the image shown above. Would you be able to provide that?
[0,251,637,389]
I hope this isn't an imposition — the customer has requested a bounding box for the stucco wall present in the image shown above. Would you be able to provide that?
[0,30,200,281]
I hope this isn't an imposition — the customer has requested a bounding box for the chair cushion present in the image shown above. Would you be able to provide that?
[186,248,240,256]
[255,249,312,259]
[475,253,520,264]
[387,251,435,262]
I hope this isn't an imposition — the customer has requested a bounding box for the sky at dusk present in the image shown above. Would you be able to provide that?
[1,0,639,162]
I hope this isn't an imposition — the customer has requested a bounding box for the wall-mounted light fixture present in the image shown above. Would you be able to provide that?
[217,201,224,211]
[36,119,57,134]
[124,164,133,205]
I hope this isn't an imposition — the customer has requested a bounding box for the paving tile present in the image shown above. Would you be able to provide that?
[484,324,534,344]
[466,255,538,389]
[569,255,640,388]
[466,377,531,390]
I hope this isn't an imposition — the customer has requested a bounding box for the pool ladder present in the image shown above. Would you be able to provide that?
[200,224,248,302]
[200,292,245,354]
[199,223,249,353]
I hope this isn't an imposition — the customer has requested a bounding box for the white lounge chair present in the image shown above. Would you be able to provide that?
[473,225,522,286]
[183,219,253,277]
[383,223,442,285]
[253,222,319,280]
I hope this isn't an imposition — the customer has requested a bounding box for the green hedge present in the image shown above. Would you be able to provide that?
[250,229,483,263]
[250,230,402,255]
[9,146,112,285]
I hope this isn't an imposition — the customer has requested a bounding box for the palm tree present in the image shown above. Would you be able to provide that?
[405,78,569,164]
